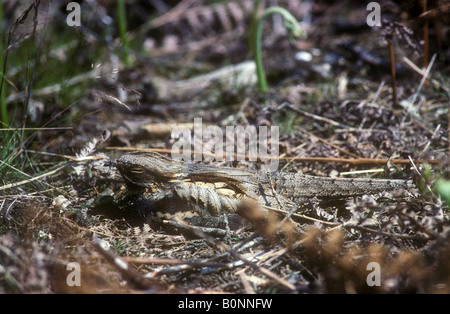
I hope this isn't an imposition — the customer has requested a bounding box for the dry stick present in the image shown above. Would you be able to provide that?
[422,0,429,70]
[370,81,385,106]
[92,236,157,290]
[172,217,296,291]
[5,71,97,103]
[0,153,106,192]
[106,147,438,165]
[404,4,450,28]
[279,102,351,129]
[122,256,230,268]
[143,235,262,276]
[402,56,442,89]
[397,210,439,239]
[0,127,73,131]
[277,103,410,161]
[137,0,197,36]
[262,215,432,264]
[264,204,430,241]
[0,159,32,180]
[263,205,338,227]
[388,33,398,107]
[297,127,360,159]
[330,223,431,241]
[400,53,437,132]
[238,272,256,294]
[0,163,68,191]
[21,151,107,162]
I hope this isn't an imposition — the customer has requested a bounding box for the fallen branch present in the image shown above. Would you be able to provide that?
[107,146,438,165]
[172,217,297,291]
[0,163,68,191]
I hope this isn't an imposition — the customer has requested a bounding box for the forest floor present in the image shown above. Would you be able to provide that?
[0,0,449,294]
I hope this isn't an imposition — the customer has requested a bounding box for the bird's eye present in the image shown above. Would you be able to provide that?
[130,166,145,174]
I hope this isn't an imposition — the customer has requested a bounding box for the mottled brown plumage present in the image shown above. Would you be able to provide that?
[115,151,414,220]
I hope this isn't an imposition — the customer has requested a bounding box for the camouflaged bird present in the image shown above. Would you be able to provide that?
[114,151,414,230]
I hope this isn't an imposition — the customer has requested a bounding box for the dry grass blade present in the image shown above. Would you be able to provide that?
[172,217,296,291]
[123,256,230,268]
[92,236,164,291]
[402,56,442,89]
[0,164,68,191]
[389,37,398,107]
[422,0,429,69]
[107,147,438,165]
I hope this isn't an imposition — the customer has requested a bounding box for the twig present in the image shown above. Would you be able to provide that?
[147,238,262,276]
[0,127,73,131]
[264,202,431,242]
[263,205,339,227]
[330,222,431,241]
[340,168,386,176]
[172,217,296,291]
[401,56,442,89]
[22,150,107,162]
[397,211,439,239]
[370,81,385,106]
[6,71,97,104]
[122,256,229,268]
[238,272,256,294]
[297,127,361,159]
[92,236,159,290]
[388,32,398,107]
[422,0,429,69]
[0,163,69,191]
[106,146,438,165]
[400,53,437,130]
[278,102,351,129]
[137,0,196,36]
